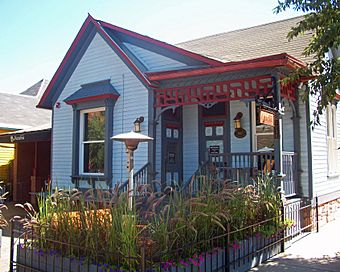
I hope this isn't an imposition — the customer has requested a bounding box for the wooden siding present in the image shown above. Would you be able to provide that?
[123,42,189,72]
[183,105,199,182]
[230,101,251,152]
[52,33,149,188]
[310,95,340,198]
[0,143,14,183]
[282,101,294,152]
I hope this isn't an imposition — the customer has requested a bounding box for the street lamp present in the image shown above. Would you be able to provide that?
[111,117,153,209]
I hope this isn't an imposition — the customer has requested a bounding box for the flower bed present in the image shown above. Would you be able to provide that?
[17,233,282,272]
[15,175,287,271]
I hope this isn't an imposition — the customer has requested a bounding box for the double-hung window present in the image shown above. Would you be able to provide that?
[327,104,338,176]
[79,107,105,175]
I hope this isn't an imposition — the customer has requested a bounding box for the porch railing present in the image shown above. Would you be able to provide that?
[204,151,297,196]
[282,152,298,197]
[119,162,151,193]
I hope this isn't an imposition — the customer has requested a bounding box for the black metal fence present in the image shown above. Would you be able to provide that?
[10,197,318,272]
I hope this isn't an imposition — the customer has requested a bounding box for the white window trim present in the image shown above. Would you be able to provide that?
[251,102,275,151]
[79,107,105,176]
[327,104,339,176]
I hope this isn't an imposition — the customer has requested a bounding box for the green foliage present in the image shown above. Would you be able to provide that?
[274,0,340,125]
[17,175,284,269]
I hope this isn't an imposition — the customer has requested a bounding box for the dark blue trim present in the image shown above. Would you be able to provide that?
[64,79,120,103]
[71,97,116,188]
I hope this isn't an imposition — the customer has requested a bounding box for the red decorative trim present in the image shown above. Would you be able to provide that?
[204,121,224,127]
[147,53,307,81]
[154,75,296,108]
[280,81,296,102]
[38,16,93,109]
[335,94,340,100]
[155,75,274,107]
[65,94,119,105]
[166,124,180,129]
[98,21,222,67]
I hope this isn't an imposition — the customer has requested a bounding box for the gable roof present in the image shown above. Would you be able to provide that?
[20,79,49,97]
[38,14,220,109]
[176,16,314,64]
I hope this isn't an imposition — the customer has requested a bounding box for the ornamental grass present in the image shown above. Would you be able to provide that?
[16,174,284,270]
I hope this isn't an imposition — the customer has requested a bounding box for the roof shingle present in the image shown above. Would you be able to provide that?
[177,16,314,64]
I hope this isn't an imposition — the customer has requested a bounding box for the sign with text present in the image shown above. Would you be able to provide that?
[209,145,220,155]
[259,109,275,127]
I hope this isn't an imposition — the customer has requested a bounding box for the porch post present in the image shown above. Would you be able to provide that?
[273,73,285,192]
[292,96,302,196]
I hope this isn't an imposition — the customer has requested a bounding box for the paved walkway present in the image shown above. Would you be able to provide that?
[251,218,340,272]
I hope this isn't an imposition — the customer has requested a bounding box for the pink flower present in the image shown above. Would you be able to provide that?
[179,260,189,267]
[232,241,240,250]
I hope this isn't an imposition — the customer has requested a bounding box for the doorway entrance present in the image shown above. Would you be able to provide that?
[199,102,229,163]
[162,108,183,186]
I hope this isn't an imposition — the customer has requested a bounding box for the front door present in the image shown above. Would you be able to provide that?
[199,102,229,163]
[162,108,182,186]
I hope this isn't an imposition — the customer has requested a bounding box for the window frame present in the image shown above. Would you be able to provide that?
[79,107,106,176]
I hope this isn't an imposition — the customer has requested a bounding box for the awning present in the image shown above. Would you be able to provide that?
[0,124,51,143]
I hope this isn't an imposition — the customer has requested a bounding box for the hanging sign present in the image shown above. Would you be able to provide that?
[259,109,275,127]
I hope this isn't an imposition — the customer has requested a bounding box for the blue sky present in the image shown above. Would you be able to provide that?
[0,0,304,94]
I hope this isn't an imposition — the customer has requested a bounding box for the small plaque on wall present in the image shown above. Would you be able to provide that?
[209,145,220,154]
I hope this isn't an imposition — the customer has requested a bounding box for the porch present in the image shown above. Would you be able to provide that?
[128,150,298,197]
[128,71,301,198]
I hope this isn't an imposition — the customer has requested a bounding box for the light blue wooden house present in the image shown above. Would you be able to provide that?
[38,15,340,210]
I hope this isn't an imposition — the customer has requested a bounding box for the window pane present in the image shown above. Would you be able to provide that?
[84,111,105,141]
[83,142,104,173]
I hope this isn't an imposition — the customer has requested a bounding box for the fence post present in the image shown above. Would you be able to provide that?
[226,223,230,272]
[280,200,285,253]
[315,196,319,233]
[140,243,146,272]
[9,220,15,272]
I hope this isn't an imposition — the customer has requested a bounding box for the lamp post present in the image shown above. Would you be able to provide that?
[111,117,153,210]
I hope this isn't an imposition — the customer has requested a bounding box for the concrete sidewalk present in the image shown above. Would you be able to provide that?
[251,218,340,272]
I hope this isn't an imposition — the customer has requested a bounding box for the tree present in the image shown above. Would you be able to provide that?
[274,0,340,125]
